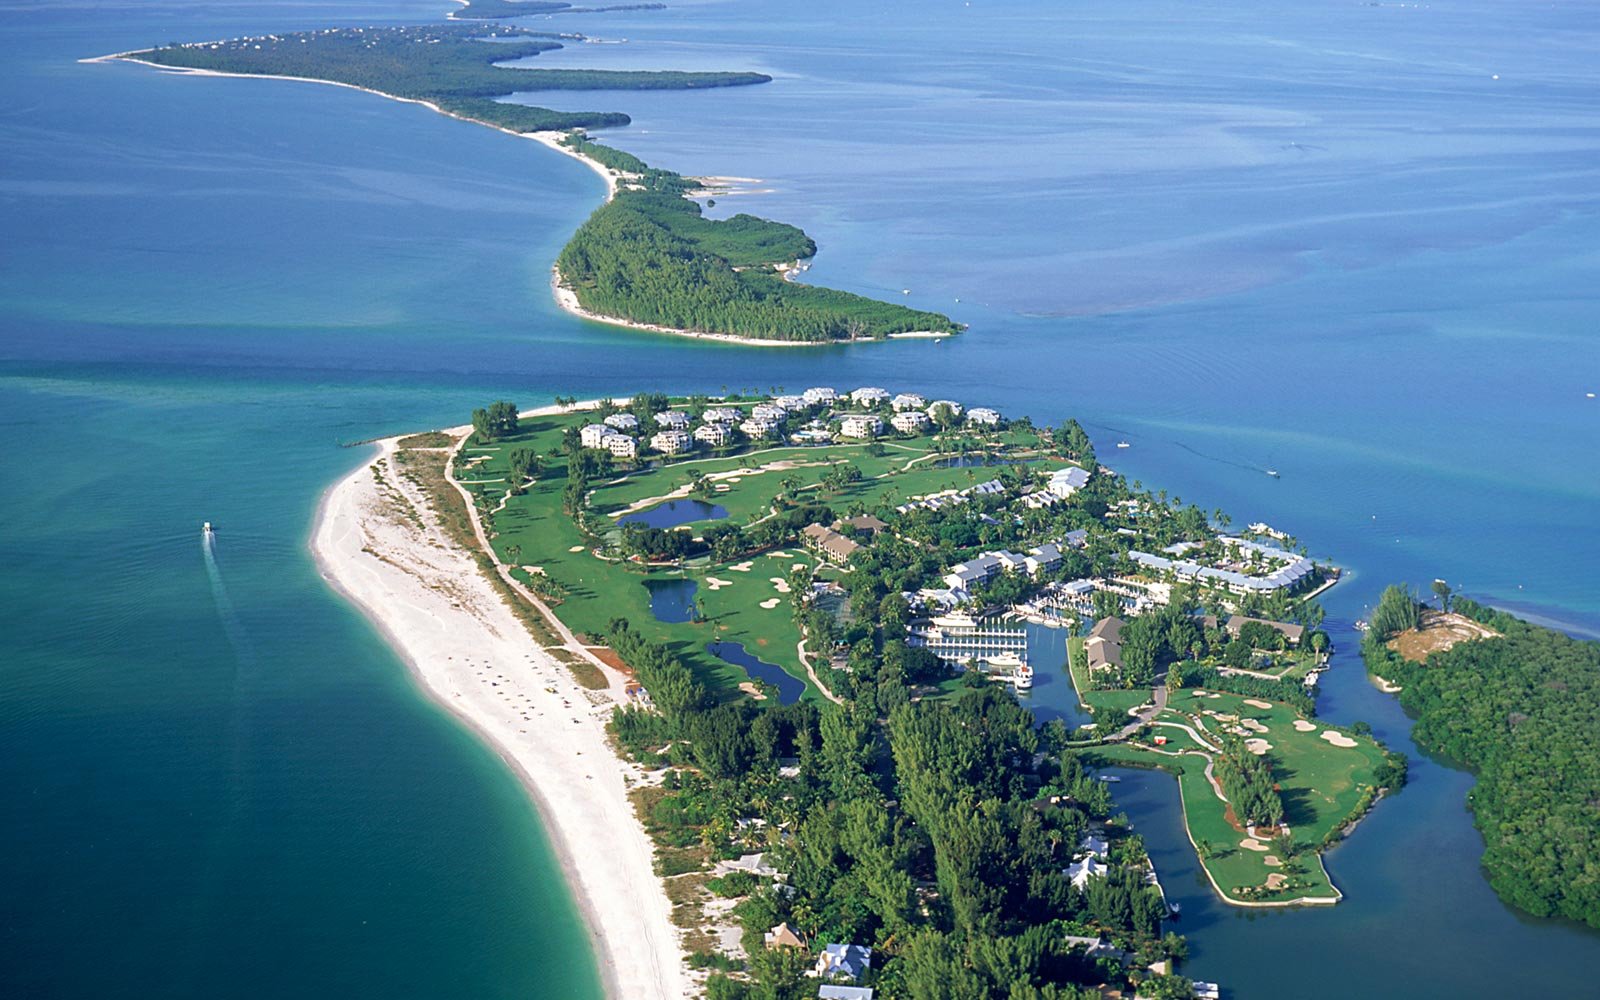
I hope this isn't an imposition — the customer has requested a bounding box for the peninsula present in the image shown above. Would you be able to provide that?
[92,12,961,344]
[321,386,1401,998]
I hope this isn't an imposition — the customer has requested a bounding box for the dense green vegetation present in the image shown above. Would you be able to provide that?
[1365,591,1600,929]
[556,140,961,342]
[128,25,768,133]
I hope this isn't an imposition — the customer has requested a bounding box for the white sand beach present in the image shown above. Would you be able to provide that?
[313,426,688,1000]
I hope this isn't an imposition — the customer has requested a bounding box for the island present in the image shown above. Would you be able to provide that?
[89,11,962,345]
[318,386,1402,999]
[1364,585,1600,931]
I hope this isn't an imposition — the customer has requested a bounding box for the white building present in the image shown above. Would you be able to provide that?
[603,412,639,432]
[655,410,691,429]
[891,392,926,412]
[1024,543,1062,577]
[701,406,741,425]
[694,423,734,447]
[740,417,777,439]
[891,410,930,434]
[579,423,611,449]
[752,402,787,423]
[602,433,637,459]
[850,386,890,407]
[650,429,692,455]
[838,414,883,439]
[774,394,806,411]
[926,399,963,421]
[1066,856,1109,889]
[1047,467,1091,498]
[802,386,838,406]
[966,407,1002,427]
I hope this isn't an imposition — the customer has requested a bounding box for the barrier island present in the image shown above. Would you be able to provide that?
[98,15,961,344]
[358,386,1404,997]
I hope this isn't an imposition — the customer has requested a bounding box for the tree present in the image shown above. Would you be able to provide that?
[1370,585,1421,639]
[1432,578,1453,612]
[1091,589,1122,622]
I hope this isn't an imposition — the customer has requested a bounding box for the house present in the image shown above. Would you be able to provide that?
[1079,834,1110,859]
[764,922,807,951]
[694,423,734,447]
[926,400,963,422]
[741,417,777,439]
[1025,542,1062,577]
[838,414,883,439]
[1021,490,1059,509]
[714,853,779,878]
[602,433,637,459]
[1215,614,1305,646]
[814,943,872,982]
[837,514,888,540]
[967,406,1002,427]
[702,406,741,424]
[752,402,788,422]
[891,410,929,434]
[850,386,890,407]
[1066,856,1109,889]
[774,394,806,411]
[1063,934,1129,964]
[1048,467,1091,498]
[650,429,692,455]
[1085,617,1125,672]
[802,386,838,405]
[969,478,1006,496]
[655,410,691,429]
[579,423,611,449]
[891,392,926,412]
[603,412,639,432]
[818,988,874,1000]
[1063,528,1089,548]
[802,523,861,565]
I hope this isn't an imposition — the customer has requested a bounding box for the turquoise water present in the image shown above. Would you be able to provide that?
[3,0,1599,995]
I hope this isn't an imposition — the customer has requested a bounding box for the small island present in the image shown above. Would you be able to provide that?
[92,10,961,345]
[319,386,1403,999]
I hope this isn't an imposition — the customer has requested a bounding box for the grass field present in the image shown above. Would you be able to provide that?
[1088,689,1387,905]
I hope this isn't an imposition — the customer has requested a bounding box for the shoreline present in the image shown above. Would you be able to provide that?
[310,413,688,1000]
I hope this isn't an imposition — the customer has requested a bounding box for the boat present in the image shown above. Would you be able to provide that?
[1353,619,1370,632]
[202,521,214,535]
[1116,441,1130,449]
[1266,469,1281,478]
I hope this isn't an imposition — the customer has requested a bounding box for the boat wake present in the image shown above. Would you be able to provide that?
[202,529,253,666]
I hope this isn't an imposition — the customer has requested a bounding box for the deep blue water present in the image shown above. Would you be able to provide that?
[705,641,806,705]
[644,575,698,623]
[3,0,1598,996]
[620,498,729,529]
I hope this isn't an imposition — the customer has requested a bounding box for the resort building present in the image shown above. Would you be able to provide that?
[579,423,611,449]
[1127,536,1317,595]
[813,943,872,982]
[802,386,838,406]
[655,410,691,430]
[650,429,692,455]
[802,523,861,565]
[891,410,930,434]
[1021,490,1059,509]
[837,514,889,540]
[694,423,734,447]
[774,394,806,411]
[603,412,639,432]
[701,406,741,425]
[838,414,883,439]
[1025,542,1062,577]
[891,392,926,412]
[926,399,963,420]
[752,402,788,422]
[1047,467,1091,498]
[740,417,777,439]
[1085,616,1125,672]
[967,406,1002,427]
[944,553,1006,590]
[850,386,890,407]
[602,434,637,459]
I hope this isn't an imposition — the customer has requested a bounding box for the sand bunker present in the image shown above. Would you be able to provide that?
[1242,719,1269,733]
[728,561,754,572]
[1239,838,1268,852]
[1320,730,1358,748]
[1245,738,1273,755]
[769,551,790,558]
[1264,855,1283,867]
[568,545,586,552]
[737,681,766,700]
[705,577,733,590]
[791,562,807,571]
[726,477,742,483]
[1264,873,1288,891]
[1191,690,1208,697]
[770,577,792,593]
[714,484,731,492]
[759,598,780,609]
[1244,698,1273,710]
[1293,720,1318,732]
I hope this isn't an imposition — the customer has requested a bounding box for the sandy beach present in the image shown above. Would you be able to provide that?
[312,423,688,1000]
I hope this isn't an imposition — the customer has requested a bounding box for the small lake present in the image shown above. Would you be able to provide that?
[707,640,806,704]
[620,499,728,529]
[643,577,698,624]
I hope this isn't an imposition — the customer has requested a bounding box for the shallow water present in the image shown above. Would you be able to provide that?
[3,0,1598,995]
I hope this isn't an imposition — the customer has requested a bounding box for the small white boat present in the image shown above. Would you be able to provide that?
[202,521,214,535]
[1116,441,1130,449]
[1266,469,1281,478]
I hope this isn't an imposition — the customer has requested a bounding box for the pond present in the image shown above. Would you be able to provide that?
[619,498,729,529]
[707,640,806,705]
[643,577,698,624]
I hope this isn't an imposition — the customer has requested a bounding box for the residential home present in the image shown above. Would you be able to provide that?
[579,423,611,449]
[702,406,741,424]
[891,410,930,434]
[1063,934,1129,964]
[1066,856,1109,889]
[655,410,691,429]
[1021,490,1059,509]
[1079,834,1110,859]
[802,386,838,405]
[926,399,963,421]
[1048,466,1092,498]
[774,394,806,411]
[763,922,807,951]
[838,414,883,439]
[650,429,692,455]
[969,478,1006,496]
[603,412,639,431]
[602,434,637,459]
[966,406,1002,427]
[714,853,779,878]
[814,943,872,982]
[740,417,777,439]
[838,514,888,540]
[818,987,874,1000]
[752,402,788,422]
[1085,616,1125,672]
[694,423,734,447]
[802,523,861,565]
[850,386,890,407]
[891,392,926,412]
[1063,528,1089,548]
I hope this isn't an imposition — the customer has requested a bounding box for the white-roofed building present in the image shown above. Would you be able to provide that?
[702,406,741,425]
[740,417,777,439]
[580,423,611,449]
[1025,543,1062,577]
[891,392,926,412]
[838,414,883,439]
[774,394,806,411]
[655,410,691,429]
[891,410,930,434]
[1047,467,1091,498]
[603,412,639,432]
[927,400,963,421]
[602,433,637,459]
[1066,856,1109,889]
[802,386,838,405]
[966,407,1002,427]
[650,429,691,455]
[752,402,787,422]
[695,423,734,447]
[850,386,890,407]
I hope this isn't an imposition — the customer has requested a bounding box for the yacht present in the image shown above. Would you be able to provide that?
[202,521,214,536]
[1266,469,1281,478]
[1116,440,1130,449]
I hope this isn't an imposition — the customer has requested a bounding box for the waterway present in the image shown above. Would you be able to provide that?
[3,0,1598,996]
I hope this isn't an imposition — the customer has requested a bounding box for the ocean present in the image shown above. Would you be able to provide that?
[3,0,1597,995]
